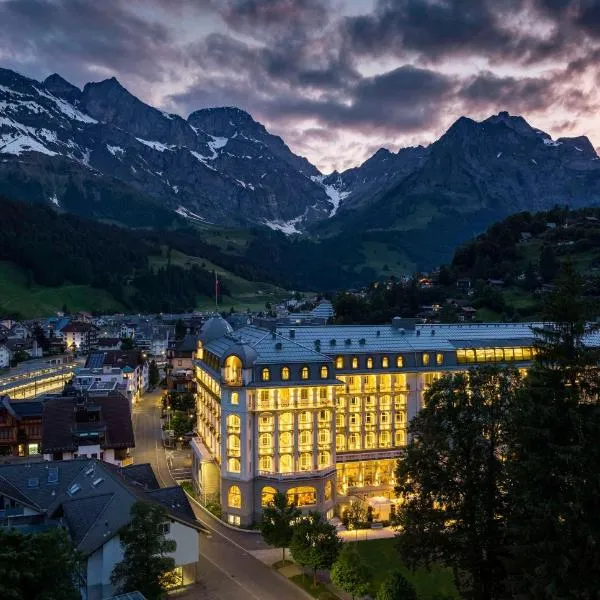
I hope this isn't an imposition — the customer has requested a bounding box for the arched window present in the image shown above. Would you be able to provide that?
[318,451,330,467]
[365,431,376,448]
[281,366,290,381]
[335,356,344,369]
[228,485,241,508]
[301,366,309,380]
[279,454,293,473]
[261,486,277,507]
[226,414,240,431]
[336,413,345,428]
[287,486,316,507]
[318,409,330,422]
[259,413,273,431]
[395,430,406,446]
[320,365,328,379]
[349,432,361,450]
[367,357,373,369]
[299,411,312,425]
[261,368,270,381]
[231,392,239,405]
[336,433,346,451]
[259,455,273,472]
[436,353,444,365]
[318,430,330,444]
[380,431,391,447]
[299,430,312,446]
[279,431,292,451]
[324,480,333,501]
[259,433,273,449]
[227,434,240,452]
[382,356,389,368]
[396,355,404,368]
[228,457,240,473]
[422,353,430,366]
[299,452,312,470]
[279,412,293,430]
[224,355,242,383]
[352,357,358,369]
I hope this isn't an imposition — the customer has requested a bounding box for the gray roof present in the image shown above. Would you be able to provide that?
[204,326,334,365]
[199,316,233,344]
[311,300,335,319]
[0,459,202,557]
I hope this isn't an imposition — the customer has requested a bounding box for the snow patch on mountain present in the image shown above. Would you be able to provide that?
[175,205,211,223]
[264,213,305,235]
[0,133,57,156]
[107,144,124,157]
[34,87,97,123]
[311,175,350,217]
[135,138,174,152]
[543,138,562,147]
[50,194,59,207]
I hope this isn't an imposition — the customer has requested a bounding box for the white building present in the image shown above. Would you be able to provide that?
[0,344,10,369]
[0,459,202,600]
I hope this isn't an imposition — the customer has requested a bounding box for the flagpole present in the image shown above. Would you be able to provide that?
[215,271,218,312]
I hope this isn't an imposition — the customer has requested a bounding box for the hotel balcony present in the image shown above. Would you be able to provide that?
[258,466,335,480]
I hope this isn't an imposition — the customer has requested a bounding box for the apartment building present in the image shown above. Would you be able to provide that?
[191,316,539,526]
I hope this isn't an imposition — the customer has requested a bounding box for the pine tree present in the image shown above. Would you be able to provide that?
[504,262,600,597]
[110,502,177,600]
[394,367,519,600]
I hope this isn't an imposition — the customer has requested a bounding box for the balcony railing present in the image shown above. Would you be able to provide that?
[258,466,335,479]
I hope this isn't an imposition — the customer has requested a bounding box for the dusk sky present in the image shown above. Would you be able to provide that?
[1,0,599,172]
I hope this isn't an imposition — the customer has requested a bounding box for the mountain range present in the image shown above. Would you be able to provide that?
[2,67,600,278]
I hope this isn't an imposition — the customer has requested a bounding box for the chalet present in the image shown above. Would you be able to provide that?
[41,392,134,466]
[0,396,44,457]
[0,459,202,599]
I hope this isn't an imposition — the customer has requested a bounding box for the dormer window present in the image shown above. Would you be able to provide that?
[422,353,430,366]
[396,355,404,368]
[301,366,309,380]
[320,365,329,379]
[382,356,389,368]
[281,366,290,381]
[367,357,373,369]
[261,368,270,382]
[352,357,358,369]
[335,356,344,369]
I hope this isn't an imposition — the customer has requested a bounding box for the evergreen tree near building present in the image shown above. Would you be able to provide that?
[539,243,558,282]
[376,571,417,600]
[111,501,177,600]
[504,262,600,597]
[330,546,371,600]
[149,359,160,388]
[394,367,519,600]
[290,511,342,586]
[260,492,301,562]
[0,527,80,600]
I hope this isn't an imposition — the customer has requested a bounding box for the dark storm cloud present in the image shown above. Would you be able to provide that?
[0,0,178,83]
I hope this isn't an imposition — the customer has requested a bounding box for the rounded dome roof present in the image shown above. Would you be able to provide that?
[225,343,258,367]
[199,316,233,344]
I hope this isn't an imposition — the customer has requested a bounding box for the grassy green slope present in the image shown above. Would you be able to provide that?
[0,261,125,316]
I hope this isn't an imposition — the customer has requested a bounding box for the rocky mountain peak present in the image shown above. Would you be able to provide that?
[43,73,81,103]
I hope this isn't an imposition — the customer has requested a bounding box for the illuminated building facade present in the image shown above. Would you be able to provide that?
[191,316,539,526]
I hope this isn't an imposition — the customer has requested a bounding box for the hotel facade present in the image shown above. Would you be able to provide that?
[190,316,538,526]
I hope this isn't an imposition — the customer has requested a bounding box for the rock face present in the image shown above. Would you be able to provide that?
[0,68,333,229]
[3,66,600,251]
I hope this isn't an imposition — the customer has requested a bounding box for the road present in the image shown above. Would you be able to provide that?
[132,390,310,600]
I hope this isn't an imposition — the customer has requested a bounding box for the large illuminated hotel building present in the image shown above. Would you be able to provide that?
[190,316,537,526]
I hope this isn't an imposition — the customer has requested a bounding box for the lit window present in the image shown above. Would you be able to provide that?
[422,353,430,366]
[436,353,444,366]
[348,433,361,450]
[335,356,344,369]
[336,413,345,428]
[396,355,404,368]
[299,411,312,425]
[261,486,277,506]
[281,366,290,380]
[279,454,293,473]
[380,412,390,425]
[279,431,292,450]
[300,388,308,400]
[279,412,293,429]
[301,366,309,380]
[380,431,391,447]
[259,455,273,472]
[320,365,329,379]
[324,480,333,501]
[228,434,240,451]
[261,368,270,381]
[287,486,316,507]
[228,485,241,508]
[352,357,358,369]
[349,413,361,426]
[336,433,346,451]
[319,409,330,422]
[382,356,389,368]
[299,430,312,446]
[319,387,327,399]
[318,451,330,467]
[365,412,375,425]
[260,433,272,448]
[318,430,330,444]
[231,392,239,405]
[228,458,240,473]
[228,514,241,526]
[395,430,406,446]
[367,357,373,369]
[299,453,312,470]
[227,414,240,430]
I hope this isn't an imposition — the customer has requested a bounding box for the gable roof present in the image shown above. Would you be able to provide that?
[41,393,134,453]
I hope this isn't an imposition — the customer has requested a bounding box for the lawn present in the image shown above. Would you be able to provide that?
[0,260,124,317]
[349,538,459,599]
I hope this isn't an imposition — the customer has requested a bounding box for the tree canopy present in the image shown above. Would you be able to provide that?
[260,492,301,562]
[330,546,371,600]
[111,501,177,600]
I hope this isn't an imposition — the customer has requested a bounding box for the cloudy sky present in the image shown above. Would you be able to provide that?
[1,0,599,172]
